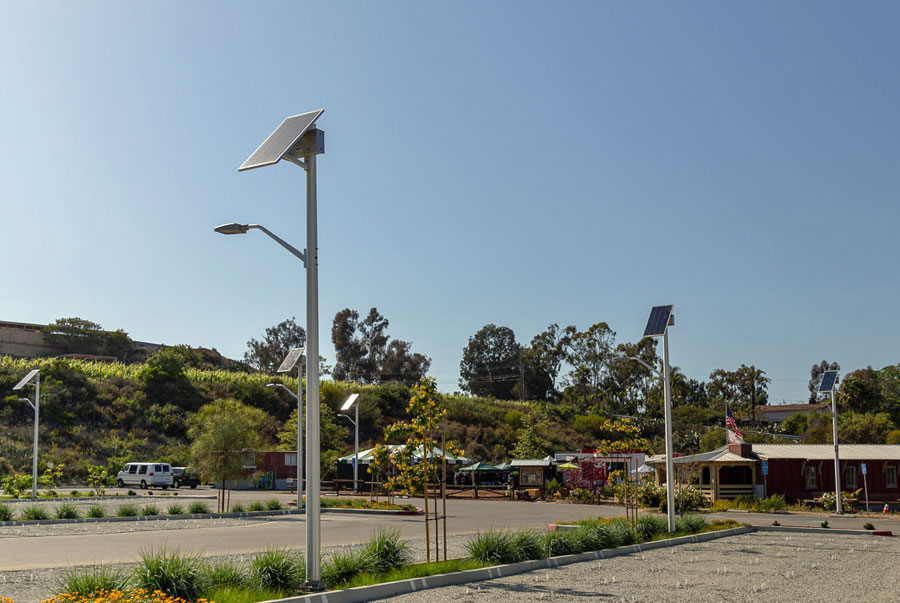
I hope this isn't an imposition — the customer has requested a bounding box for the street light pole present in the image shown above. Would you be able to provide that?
[661,328,675,533]
[831,387,842,515]
[340,394,361,493]
[13,369,40,499]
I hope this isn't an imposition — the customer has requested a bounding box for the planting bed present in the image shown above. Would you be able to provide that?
[381,531,900,603]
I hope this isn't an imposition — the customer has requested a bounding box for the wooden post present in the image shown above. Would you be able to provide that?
[423,434,430,563]
[442,432,447,562]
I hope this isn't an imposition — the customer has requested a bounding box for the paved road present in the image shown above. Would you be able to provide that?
[3,489,898,571]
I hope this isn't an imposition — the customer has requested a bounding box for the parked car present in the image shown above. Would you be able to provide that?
[172,467,201,489]
[116,462,172,489]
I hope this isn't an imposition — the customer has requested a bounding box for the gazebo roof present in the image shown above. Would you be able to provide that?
[646,446,756,465]
[459,462,500,472]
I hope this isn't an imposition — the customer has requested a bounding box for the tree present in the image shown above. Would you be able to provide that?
[809,360,840,402]
[707,364,770,422]
[276,405,345,453]
[332,307,430,384]
[459,324,520,398]
[43,317,134,361]
[564,323,616,391]
[734,365,770,426]
[188,399,272,512]
[140,346,202,414]
[526,324,572,400]
[244,317,306,373]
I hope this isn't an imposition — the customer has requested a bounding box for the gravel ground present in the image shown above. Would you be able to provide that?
[383,531,900,603]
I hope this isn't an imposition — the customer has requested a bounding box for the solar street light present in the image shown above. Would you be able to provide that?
[267,347,305,510]
[818,370,842,514]
[235,109,325,588]
[642,305,676,533]
[214,223,307,264]
[12,369,40,498]
[339,394,360,492]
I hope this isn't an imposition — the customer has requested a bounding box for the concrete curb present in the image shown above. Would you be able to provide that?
[755,525,892,536]
[0,506,420,527]
[266,526,753,603]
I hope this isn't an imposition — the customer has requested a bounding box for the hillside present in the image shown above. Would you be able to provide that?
[0,354,598,481]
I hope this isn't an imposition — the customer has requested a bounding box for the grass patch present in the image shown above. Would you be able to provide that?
[320,498,416,512]
[265,499,284,511]
[229,503,245,513]
[250,548,304,592]
[466,530,518,564]
[202,585,286,603]
[87,505,106,518]
[20,506,49,521]
[200,558,246,590]
[188,501,210,514]
[55,504,80,519]
[141,504,161,516]
[362,528,411,573]
[248,501,265,512]
[0,503,13,521]
[117,504,139,517]
[339,559,487,589]
[58,565,129,596]
[167,503,184,515]
[132,548,204,601]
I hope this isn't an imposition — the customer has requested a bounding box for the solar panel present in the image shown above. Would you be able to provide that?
[276,348,304,373]
[340,393,360,412]
[818,370,838,393]
[238,110,324,171]
[643,305,674,338]
[13,369,39,390]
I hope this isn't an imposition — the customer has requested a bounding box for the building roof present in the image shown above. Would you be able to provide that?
[758,403,829,414]
[510,459,552,467]
[753,444,900,461]
[338,445,470,465]
[646,447,756,465]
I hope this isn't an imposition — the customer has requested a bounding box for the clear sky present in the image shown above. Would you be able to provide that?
[2,2,898,403]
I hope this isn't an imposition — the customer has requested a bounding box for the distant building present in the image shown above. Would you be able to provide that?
[757,403,829,423]
[0,319,161,360]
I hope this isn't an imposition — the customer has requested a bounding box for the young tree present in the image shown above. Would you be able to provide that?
[188,399,273,512]
[244,317,306,373]
[459,324,520,398]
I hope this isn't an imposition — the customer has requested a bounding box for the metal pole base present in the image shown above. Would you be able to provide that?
[303,581,327,591]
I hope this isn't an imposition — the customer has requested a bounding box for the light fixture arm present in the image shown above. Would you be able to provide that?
[609,355,663,378]
[267,382,299,401]
[248,224,307,266]
[339,413,357,427]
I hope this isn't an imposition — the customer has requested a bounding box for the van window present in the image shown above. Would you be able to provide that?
[128,465,138,474]
[154,465,162,472]
[162,464,170,472]
[138,465,148,475]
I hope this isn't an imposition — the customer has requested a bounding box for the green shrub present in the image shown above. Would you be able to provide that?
[675,514,706,534]
[544,530,579,557]
[201,559,246,589]
[69,490,81,498]
[59,565,128,596]
[265,499,284,511]
[322,549,371,588]
[864,522,875,530]
[710,499,732,512]
[0,503,13,521]
[362,528,411,574]
[167,504,184,515]
[142,504,160,516]
[87,505,106,518]
[229,503,246,513]
[188,502,210,514]
[821,520,830,528]
[133,548,204,600]
[609,519,635,546]
[635,515,668,541]
[251,549,304,592]
[55,504,80,519]
[127,490,136,496]
[20,506,49,521]
[820,492,852,513]
[758,494,787,513]
[117,504,138,517]
[511,530,545,560]
[248,501,265,512]
[636,482,666,508]
[466,530,518,564]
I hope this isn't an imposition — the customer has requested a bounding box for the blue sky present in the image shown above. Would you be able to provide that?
[2,2,898,402]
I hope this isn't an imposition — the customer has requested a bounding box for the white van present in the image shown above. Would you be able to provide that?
[116,462,173,489]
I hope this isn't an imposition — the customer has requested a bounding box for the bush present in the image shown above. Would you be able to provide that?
[201,558,246,589]
[758,494,787,513]
[142,504,160,516]
[87,505,106,518]
[251,549,304,592]
[544,530,579,557]
[466,530,518,564]
[636,482,666,508]
[362,528,411,574]
[132,548,204,601]
[266,499,284,511]
[117,504,138,517]
[20,506,49,521]
[635,515,668,541]
[322,549,371,588]
[511,530,545,560]
[675,514,706,534]
[864,522,875,530]
[710,499,732,512]
[230,503,246,513]
[820,492,853,513]
[167,504,184,515]
[659,486,707,514]
[59,565,128,596]
[0,503,13,521]
[248,501,265,512]
[55,504,80,519]
[609,519,635,546]
[188,502,210,514]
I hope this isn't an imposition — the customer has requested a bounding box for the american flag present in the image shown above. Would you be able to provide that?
[726,404,743,440]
